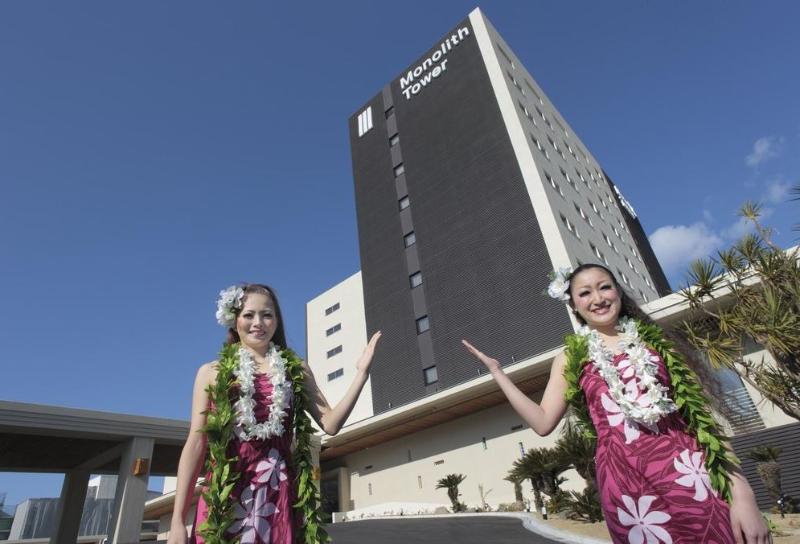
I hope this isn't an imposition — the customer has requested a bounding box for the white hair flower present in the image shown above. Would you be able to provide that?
[547,267,573,302]
[216,285,245,327]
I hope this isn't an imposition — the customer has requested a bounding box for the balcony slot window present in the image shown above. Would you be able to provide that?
[416,315,430,334]
[423,365,438,385]
[399,195,410,210]
[404,231,416,247]
[409,271,423,288]
[393,163,405,177]
[389,133,400,147]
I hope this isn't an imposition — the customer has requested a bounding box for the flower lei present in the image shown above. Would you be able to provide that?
[233,344,291,441]
[563,318,737,503]
[200,343,329,543]
[579,317,677,429]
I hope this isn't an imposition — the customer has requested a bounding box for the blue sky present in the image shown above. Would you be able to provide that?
[1,1,798,506]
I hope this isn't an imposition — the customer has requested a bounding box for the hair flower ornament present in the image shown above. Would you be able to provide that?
[547,267,573,302]
[216,285,245,327]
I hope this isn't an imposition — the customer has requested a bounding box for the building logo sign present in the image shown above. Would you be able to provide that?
[357,106,373,137]
[399,26,471,100]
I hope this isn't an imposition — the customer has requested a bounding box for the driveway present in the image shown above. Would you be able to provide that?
[325,516,561,544]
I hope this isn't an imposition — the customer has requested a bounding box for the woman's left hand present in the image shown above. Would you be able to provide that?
[355,331,382,374]
[729,495,771,544]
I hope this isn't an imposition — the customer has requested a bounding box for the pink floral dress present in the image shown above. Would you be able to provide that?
[191,374,298,544]
[581,349,735,544]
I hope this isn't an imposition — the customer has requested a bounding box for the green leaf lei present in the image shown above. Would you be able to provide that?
[563,319,737,503]
[199,344,329,544]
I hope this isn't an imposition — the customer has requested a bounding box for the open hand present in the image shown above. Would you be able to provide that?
[730,498,771,544]
[355,331,382,374]
[462,339,502,373]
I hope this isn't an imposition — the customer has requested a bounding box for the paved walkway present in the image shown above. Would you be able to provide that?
[325,516,561,544]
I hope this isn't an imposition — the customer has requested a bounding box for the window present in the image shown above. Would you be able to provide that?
[506,70,524,94]
[626,257,634,270]
[324,302,340,315]
[545,172,563,197]
[434,459,445,466]
[327,368,344,381]
[577,169,588,187]
[591,201,600,215]
[384,106,394,118]
[417,475,423,489]
[562,168,576,191]
[326,345,343,358]
[613,226,621,238]
[399,195,410,210]
[404,231,416,247]
[368,483,373,496]
[407,449,413,462]
[618,270,630,286]
[393,163,405,177]
[510,424,524,431]
[645,277,653,288]
[590,243,607,265]
[409,271,423,288]
[389,133,400,147]
[497,44,514,68]
[325,323,341,336]
[416,315,430,333]
[603,232,613,247]
[560,213,579,239]
[640,290,649,303]
[423,365,438,384]
[531,134,548,159]
[519,101,535,124]
[525,80,543,104]
[481,437,488,450]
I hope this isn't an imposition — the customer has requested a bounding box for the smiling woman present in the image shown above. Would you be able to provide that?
[462,264,770,544]
[167,283,381,544]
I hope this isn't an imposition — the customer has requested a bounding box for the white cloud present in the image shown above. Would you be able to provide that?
[649,222,723,274]
[745,136,783,167]
[764,179,791,204]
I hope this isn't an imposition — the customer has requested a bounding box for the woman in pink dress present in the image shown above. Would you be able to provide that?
[463,264,769,544]
[168,283,381,544]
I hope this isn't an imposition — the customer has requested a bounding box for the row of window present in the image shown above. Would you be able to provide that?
[390,114,439,393]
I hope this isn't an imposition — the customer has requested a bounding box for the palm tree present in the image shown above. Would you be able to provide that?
[679,202,800,421]
[436,474,466,512]
[748,446,783,502]
[510,447,570,511]
[555,419,597,490]
[503,474,525,503]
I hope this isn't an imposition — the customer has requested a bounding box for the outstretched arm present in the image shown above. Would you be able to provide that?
[304,331,382,435]
[462,340,569,436]
[168,363,214,544]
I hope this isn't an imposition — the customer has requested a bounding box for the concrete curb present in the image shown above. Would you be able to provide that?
[332,512,611,544]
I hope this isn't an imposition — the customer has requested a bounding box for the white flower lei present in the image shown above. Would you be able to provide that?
[579,317,677,428]
[233,343,292,441]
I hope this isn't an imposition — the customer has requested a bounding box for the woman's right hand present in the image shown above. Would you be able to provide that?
[462,339,502,373]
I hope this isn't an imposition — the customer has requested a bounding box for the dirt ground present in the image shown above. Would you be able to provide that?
[536,512,800,542]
